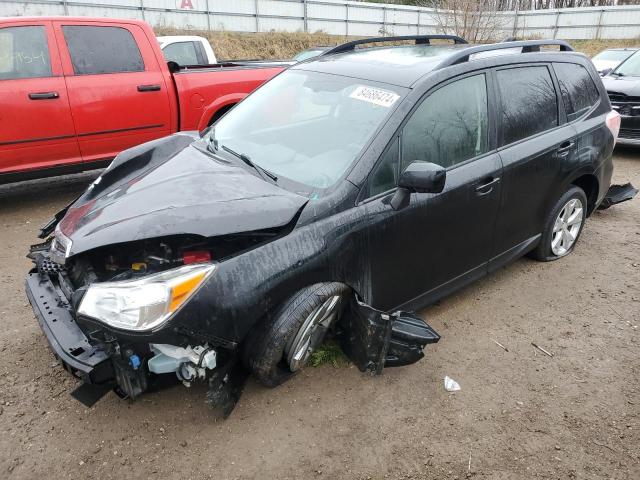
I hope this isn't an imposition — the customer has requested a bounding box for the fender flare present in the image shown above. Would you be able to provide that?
[197,93,247,130]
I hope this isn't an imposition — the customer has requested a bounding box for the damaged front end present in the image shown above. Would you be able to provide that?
[26,230,440,416]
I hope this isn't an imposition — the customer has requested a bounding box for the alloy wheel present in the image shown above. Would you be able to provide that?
[285,295,342,372]
[551,198,584,256]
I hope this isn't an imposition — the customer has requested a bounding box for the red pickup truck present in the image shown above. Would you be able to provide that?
[0,16,285,182]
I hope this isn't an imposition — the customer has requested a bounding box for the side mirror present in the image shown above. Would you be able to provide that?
[390,162,446,210]
[601,68,612,77]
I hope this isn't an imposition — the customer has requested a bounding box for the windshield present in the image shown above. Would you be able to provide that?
[615,51,640,76]
[593,50,635,62]
[208,70,405,190]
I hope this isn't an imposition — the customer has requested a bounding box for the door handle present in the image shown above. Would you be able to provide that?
[137,84,161,92]
[28,91,59,100]
[556,141,575,156]
[475,177,500,195]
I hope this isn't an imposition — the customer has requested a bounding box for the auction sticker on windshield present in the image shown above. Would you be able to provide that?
[350,86,399,108]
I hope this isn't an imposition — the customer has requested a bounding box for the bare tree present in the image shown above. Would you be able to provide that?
[418,0,513,43]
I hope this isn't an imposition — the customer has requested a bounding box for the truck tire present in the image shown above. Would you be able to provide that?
[242,283,348,387]
[531,185,587,262]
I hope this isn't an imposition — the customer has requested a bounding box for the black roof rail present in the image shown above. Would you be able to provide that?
[320,34,468,57]
[434,39,574,69]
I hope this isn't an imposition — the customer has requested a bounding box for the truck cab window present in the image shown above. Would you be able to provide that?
[163,41,199,66]
[0,26,52,80]
[62,25,144,75]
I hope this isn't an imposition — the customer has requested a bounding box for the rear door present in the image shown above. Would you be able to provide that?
[491,64,577,268]
[53,21,172,164]
[0,21,80,175]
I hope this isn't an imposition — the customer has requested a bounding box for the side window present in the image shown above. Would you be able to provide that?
[163,41,199,66]
[496,66,558,146]
[368,137,400,197]
[0,26,52,80]
[62,26,144,75]
[553,63,600,122]
[401,74,488,170]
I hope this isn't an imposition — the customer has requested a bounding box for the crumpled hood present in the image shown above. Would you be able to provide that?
[58,134,308,257]
[602,75,640,97]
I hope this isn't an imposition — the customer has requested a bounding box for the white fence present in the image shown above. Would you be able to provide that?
[2,0,640,39]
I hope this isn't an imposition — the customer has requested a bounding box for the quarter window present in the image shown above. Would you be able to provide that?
[368,137,400,197]
[554,63,600,122]
[62,26,144,75]
[496,66,558,146]
[401,74,489,170]
[0,26,52,80]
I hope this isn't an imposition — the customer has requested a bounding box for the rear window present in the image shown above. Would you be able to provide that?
[496,66,558,146]
[62,25,144,75]
[0,26,52,80]
[554,63,600,122]
[162,41,199,66]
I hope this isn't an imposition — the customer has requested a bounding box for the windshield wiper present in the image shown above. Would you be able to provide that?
[221,145,278,182]
[206,127,219,153]
[611,71,625,77]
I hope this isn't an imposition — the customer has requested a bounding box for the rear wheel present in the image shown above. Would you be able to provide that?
[531,186,587,261]
[242,283,348,387]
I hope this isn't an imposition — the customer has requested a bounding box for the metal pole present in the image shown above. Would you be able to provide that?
[553,10,560,39]
[512,0,519,37]
[595,9,605,40]
[140,0,145,21]
[382,7,386,36]
[63,0,68,15]
[417,9,420,35]
[205,0,211,32]
[255,0,259,32]
[345,4,349,37]
[303,0,308,33]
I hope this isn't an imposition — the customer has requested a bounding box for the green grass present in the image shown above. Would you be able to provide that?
[309,340,350,368]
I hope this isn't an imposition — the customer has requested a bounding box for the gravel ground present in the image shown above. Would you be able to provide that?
[0,149,638,480]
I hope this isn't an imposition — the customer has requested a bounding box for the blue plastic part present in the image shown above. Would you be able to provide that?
[129,354,141,370]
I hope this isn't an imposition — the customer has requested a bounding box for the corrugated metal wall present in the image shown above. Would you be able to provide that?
[2,0,640,39]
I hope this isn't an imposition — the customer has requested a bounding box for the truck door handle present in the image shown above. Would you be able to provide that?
[475,177,500,195]
[137,84,161,92]
[556,141,575,156]
[28,91,59,100]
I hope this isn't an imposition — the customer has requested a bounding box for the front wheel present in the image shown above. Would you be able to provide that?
[531,186,587,262]
[242,283,348,387]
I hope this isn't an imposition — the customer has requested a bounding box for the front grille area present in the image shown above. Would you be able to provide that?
[608,91,640,117]
[619,128,640,140]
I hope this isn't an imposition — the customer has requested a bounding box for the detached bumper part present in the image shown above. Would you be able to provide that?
[25,271,112,384]
[338,296,440,374]
[598,183,638,210]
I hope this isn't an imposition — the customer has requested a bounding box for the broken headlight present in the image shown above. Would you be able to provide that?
[78,263,215,331]
[50,224,73,265]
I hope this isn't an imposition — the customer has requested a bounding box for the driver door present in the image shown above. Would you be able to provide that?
[362,72,503,312]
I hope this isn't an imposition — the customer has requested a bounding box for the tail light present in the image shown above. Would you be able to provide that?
[182,250,212,264]
[606,110,621,146]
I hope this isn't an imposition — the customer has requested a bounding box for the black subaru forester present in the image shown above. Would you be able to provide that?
[26,36,625,414]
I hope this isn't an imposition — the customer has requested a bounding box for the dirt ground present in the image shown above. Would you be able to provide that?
[0,149,638,480]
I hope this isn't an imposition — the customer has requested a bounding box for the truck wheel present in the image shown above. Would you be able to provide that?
[242,283,348,387]
[531,186,587,262]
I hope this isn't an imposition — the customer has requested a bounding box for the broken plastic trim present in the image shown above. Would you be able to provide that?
[338,294,440,375]
[598,183,638,210]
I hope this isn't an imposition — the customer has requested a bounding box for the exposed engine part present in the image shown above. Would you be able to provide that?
[148,343,217,386]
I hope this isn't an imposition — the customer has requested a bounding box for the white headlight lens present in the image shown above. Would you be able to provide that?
[78,263,215,331]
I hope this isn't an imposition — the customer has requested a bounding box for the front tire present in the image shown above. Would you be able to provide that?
[242,283,348,387]
[531,186,587,262]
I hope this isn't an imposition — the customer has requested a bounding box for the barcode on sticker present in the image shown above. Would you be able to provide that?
[350,86,399,108]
